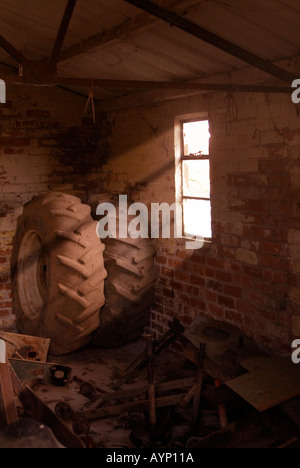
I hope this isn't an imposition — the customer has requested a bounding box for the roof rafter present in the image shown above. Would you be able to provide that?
[57,0,199,63]
[0,34,26,64]
[122,0,297,83]
[51,0,78,62]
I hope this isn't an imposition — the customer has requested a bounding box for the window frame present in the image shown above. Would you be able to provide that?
[178,117,212,240]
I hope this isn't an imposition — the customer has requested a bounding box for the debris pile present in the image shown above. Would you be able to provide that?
[0,317,300,449]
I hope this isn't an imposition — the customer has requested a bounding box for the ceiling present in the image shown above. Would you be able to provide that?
[0,0,299,100]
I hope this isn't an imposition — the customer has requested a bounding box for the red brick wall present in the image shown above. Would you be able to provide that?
[1,84,299,355]
[98,91,300,355]
[0,86,110,329]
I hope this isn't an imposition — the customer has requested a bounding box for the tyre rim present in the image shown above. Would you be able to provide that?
[17,230,48,320]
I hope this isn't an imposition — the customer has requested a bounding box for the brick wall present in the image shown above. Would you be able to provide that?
[1,84,299,355]
[0,85,110,328]
[98,90,300,355]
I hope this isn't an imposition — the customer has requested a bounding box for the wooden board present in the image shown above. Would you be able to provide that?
[0,363,18,429]
[82,392,187,421]
[240,357,292,372]
[226,357,300,412]
[100,377,195,403]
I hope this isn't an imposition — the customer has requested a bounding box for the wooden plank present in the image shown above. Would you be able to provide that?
[178,384,196,409]
[85,376,194,411]
[51,0,78,62]
[0,34,25,63]
[226,357,300,412]
[102,377,194,403]
[123,0,297,83]
[0,340,18,429]
[0,363,18,429]
[82,393,187,421]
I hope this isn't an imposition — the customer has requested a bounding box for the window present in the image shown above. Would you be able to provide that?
[175,117,212,240]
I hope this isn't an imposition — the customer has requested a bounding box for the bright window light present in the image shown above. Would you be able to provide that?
[183,160,210,199]
[183,198,212,239]
[183,120,210,156]
[179,119,212,240]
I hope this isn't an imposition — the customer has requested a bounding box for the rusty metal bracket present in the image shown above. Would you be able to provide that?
[9,359,72,387]
[0,332,50,362]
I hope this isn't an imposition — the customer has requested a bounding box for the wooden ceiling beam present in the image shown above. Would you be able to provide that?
[122,0,297,84]
[58,14,153,62]
[57,0,198,63]
[0,35,26,64]
[51,0,78,62]
[0,75,291,93]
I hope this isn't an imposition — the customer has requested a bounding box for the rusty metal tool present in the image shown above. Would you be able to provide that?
[73,376,106,394]
[54,402,92,437]
[72,417,91,437]
[55,401,75,421]
[9,359,72,387]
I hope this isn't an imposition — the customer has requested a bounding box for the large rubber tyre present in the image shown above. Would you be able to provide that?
[11,192,107,356]
[89,194,157,348]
